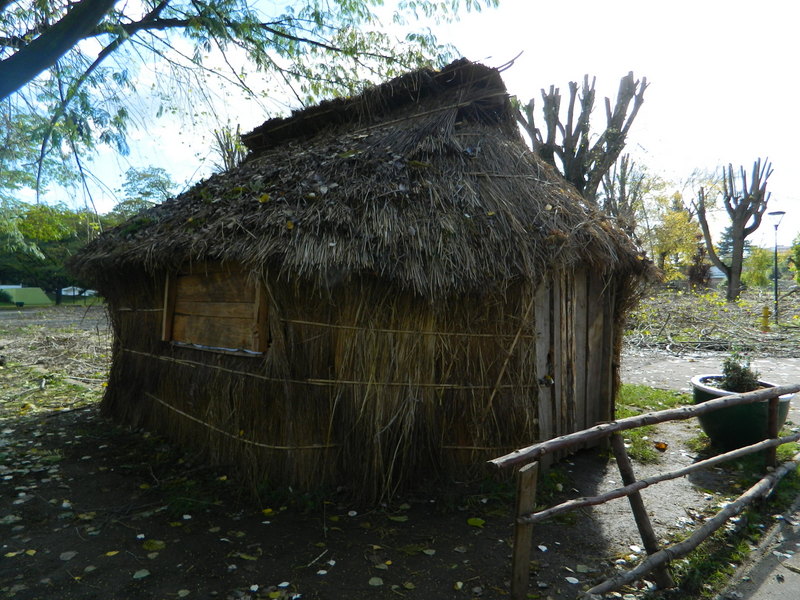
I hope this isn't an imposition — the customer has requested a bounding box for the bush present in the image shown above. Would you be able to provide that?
[0,289,12,304]
[790,233,800,285]
[741,246,772,288]
[721,351,761,392]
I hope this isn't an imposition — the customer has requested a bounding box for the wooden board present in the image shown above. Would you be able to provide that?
[551,271,563,436]
[174,300,256,320]
[172,314,256,350]
[585,271,605,428]
[573,269,588,431]
[163,263,267,353]
[560,272,576,434]
[252,283,269,353]
[174,271,256,303]
[162,272,176,342]
[599,281,617,423]
[511,462,539,600]
[534,281,553,469]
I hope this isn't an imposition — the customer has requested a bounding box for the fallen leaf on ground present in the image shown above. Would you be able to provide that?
[387,515,408,522]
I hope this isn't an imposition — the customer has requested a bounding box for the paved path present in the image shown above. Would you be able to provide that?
[721,509,800,600]
[620,350,800,393]
[620,350,800,425]
[621,349,800,600]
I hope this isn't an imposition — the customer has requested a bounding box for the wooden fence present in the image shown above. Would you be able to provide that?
[490,383,800,599]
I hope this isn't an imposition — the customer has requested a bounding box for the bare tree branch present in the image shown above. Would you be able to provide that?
[516,72,647,203]
[694,158,772,301]
[693,186,729,279]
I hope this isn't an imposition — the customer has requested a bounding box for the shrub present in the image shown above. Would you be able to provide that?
[720,351,761,393]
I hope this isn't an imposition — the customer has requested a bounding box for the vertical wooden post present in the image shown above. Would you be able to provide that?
[552,273,564,436]
[534,282,554,471]
[511,462,539,600]
[574,269,588,431]
[161,272,176,342]
[610,434,674,590]
[766,395,779,469]
[253,282,270,353]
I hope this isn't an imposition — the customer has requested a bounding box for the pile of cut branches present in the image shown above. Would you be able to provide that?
[625,286,800,357]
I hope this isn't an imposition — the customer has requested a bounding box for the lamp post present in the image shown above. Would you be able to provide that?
[767,210,786,324]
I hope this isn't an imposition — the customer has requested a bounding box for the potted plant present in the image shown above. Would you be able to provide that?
[691,352,794,450]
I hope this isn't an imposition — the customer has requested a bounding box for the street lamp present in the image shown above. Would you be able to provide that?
[767,210,786,324]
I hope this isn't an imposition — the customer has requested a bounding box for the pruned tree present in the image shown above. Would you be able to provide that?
[716,224,752,260]
[694,159,773,302]
[516,72,648,202]
[599,153,647,234]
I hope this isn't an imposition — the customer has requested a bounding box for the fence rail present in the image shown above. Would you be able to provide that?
[491,383,800,599]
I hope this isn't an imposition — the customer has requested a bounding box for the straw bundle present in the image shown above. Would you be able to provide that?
[70,59,652,502]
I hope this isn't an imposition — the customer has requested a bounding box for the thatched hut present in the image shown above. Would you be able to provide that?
[70,59,651,501]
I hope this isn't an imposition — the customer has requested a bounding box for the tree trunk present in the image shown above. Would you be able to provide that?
[727,230,747,301]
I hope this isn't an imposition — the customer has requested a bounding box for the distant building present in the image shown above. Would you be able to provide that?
[708,266,726,287]
[61,286,97,297]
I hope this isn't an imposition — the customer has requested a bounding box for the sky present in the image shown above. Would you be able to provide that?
[75,0,799,247]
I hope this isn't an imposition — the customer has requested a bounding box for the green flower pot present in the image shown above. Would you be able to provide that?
[691,375,793,450]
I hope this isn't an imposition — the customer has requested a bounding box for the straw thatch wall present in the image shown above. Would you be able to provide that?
[102,263,627,500]
[70,59,652,501]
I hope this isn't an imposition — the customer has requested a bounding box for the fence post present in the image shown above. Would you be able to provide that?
[766,395,779,469]
[511,461,538,600]
[610,434,674,590]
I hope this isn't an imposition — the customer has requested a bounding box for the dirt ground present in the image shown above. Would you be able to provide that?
[1,304,798,600]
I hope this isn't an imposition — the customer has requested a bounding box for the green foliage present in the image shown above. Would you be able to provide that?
[720,351,760,393]
[0,289,11,303]
[1,0,496,201]
[106,166,177,224]
[0,202,108,298]
[741,246,772,288]
[0,105,78,202]
[790,233,800,285]
[1,199,30,255]
[651,203,703,281]
[120,166,175,203]
[18,203,73,242]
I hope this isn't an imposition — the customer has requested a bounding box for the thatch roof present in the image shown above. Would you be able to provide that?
[72,59,648,299]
